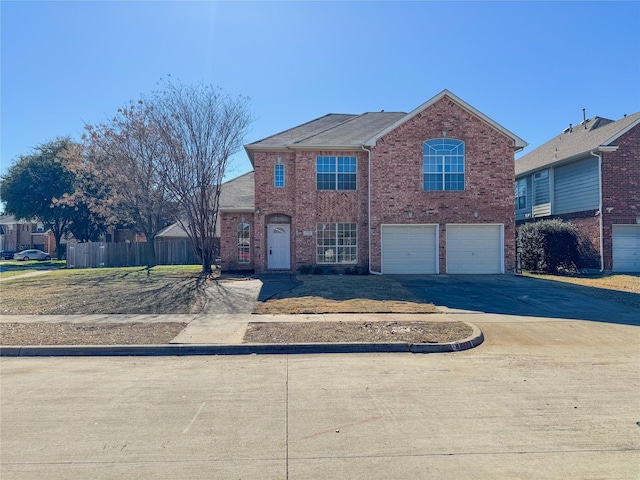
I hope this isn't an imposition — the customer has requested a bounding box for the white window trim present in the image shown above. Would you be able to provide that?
[274,164,285,188]
[316,222,358,264]
[422,139,465,191]
[237,222,250,264]
[316,156,358,191]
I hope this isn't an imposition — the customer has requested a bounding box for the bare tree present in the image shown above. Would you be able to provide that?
[79,103,176,266]
[146,80,252,274]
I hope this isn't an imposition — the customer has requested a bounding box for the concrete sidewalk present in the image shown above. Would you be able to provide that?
[0,312,484,356]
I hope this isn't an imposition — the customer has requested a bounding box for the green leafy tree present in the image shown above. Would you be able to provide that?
[0,138,76,258]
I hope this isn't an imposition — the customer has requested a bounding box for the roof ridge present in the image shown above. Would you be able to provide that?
[246,113,356,146]
[289,113,365,145]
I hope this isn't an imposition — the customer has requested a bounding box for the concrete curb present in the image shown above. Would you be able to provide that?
[1,323,483,357]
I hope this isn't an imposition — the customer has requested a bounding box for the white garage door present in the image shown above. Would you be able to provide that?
[381,225,438,274]
[612,225,640,273]
[446,224,503,274]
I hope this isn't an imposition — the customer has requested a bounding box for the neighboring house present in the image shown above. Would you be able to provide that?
[0,215,55,253]
[515,112,640,272]
[220,90,526,274]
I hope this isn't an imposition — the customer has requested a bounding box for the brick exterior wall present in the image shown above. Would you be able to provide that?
[601,124,640,270]
[251,150,369,272]
[369,97,516,273]
[0,221,55,253]
[237,96,519,274]
[220,212,255,272]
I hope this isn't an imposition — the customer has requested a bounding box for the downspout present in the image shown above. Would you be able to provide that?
[362,144,382,275]
[590,150,605,272]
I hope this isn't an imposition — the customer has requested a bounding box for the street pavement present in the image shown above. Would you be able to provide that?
[1,314,638,479]
[1,274,639,478]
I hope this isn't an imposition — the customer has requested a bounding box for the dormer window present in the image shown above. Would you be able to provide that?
[423,139,465,191]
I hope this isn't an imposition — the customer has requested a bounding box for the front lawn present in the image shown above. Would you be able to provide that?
[0,265,208,315]
[253,275,437,314]
[524,272,639,293]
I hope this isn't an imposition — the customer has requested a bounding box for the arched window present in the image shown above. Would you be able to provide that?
[423,139,465,191]
[237,223,250,264]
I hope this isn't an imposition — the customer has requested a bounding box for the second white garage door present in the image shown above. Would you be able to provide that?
[612,225,640,273]
[446,224,503,274]
[381,225,438,274]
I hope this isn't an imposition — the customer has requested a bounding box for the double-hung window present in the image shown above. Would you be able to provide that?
[423,139,465,191]
[316,156,357,190]
[515,178,527,210]
[274,164,284,188]
[316,223,357,264]
[237,222,250,264]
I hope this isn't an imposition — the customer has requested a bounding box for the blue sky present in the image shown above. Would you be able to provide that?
[2,1,639,181]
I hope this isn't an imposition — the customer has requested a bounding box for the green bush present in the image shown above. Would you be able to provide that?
[517,219,581,273]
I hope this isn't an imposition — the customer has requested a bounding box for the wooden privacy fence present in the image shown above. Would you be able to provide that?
[67,239,198,268]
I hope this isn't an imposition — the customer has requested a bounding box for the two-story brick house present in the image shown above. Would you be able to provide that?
[220,90,527,274]
[515,112,640,272]
[0,215,54,253]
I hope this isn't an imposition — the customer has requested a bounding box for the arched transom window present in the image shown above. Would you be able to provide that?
[423,139,465,191]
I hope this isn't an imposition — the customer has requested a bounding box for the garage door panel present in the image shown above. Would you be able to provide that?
[382,225,437,274]
[446,225,503,274]
[612,225,640,273]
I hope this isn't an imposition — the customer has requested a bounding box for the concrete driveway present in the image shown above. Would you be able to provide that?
[395,274,640,326]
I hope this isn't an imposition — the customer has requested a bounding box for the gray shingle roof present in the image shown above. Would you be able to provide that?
[244,111,406,163]
[246,114,358,148]
[219,171,254,211]
[515,111,640,176]
[289,112,407,147]
[245,90,527,164]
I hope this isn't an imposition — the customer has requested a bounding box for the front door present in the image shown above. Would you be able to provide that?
[267,224,290,269]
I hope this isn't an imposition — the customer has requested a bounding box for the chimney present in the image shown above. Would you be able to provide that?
[583,108,587,129]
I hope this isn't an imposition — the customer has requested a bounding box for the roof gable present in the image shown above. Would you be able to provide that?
[364,89,527,149]
[515,111,640,176]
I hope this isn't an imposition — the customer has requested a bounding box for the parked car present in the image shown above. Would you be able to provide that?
[14,249,52,261]
[0,250,16,260]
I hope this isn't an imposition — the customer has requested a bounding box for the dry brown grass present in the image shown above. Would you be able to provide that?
[244,320,472,344]
[526,273,640,293]
[253,275,437,314]
[0,266,208,315]
[0,322,186,345]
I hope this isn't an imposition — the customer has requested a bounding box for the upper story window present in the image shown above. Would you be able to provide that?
[274,164,284,188]
[423,139,465,191]
[316,156,357,190]
[515,178,527,210]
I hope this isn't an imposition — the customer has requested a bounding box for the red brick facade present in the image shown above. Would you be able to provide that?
[220,212,256,271]
[601,125,639,270]
[369,97,516,273]
[0,220,54,253]
[221,94,521,274]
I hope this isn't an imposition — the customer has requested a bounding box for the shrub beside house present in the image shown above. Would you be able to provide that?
[515,112,640,272]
